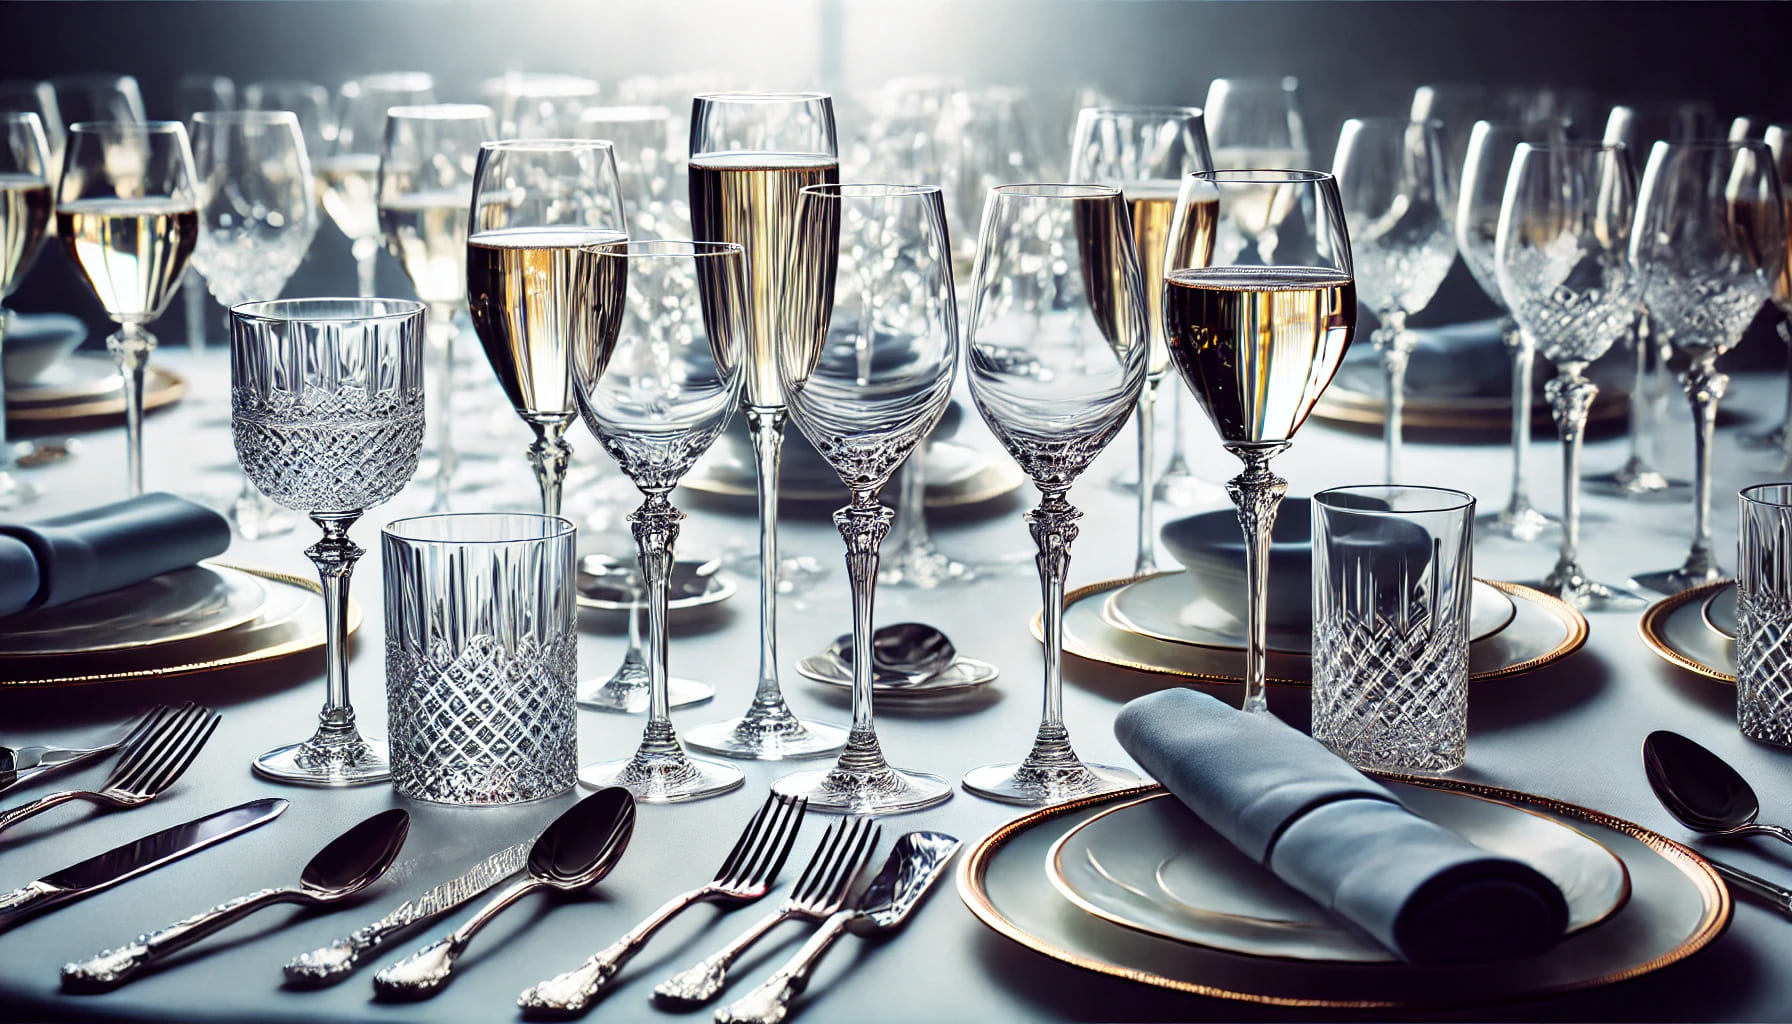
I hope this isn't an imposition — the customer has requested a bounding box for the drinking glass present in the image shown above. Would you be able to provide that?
[572,240,745,802]
[962,183,1148,802]
[52,74,145,125]
[576,105,684,238]
[947,86,1039,266]
[1738,125,1792,458]
[1070,106,1216,574]
[56,121,199,497]
[243,80,332,158]
[0,112,52,509]
[771,184,957,813]
[1333,117,1455,483]
[379,103,491,513]
[172,75,234,355]
[321,72,434,297]
[1165,169,1357,713]
[0,82,63,163]
[1311,485,1475,773]
[1739,483,1792,747]
[683,92,848,760]
[1633,141,1786,595]
[231,297,426,786]
[484,73,600,138]
[1494,142,1643,609]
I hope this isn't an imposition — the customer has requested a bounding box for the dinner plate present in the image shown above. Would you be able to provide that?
[1701,584,1738,639]
[1639,580,1735,684]
[1047,790,1629,964]
[959,780,1727,1009]
[682,438,1026,510]
[575,557,738,613]
[5,355,187,423]
[0,564,269,656]
[1104,573,1516,655]
[795,653,999,697]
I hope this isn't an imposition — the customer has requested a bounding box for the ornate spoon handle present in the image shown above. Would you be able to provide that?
[653,907,792,1007]
[373,876,542,1000]
[285,915,411,986]
[517,889,700,1016]
[61,887,297,992]
[714,910,854,1024]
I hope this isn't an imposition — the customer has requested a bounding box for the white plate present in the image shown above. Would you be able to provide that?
[1701,584,1738,639]
[0,564,269,656]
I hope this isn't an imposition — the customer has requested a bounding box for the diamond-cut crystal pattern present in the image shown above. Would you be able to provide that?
[233,384,424,514]
[1313,611,1467,773]
[1738,489,1792,748]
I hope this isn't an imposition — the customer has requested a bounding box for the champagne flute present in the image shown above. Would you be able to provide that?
[56,121,199,497]
[1737,124,1792,458]
[0,112,52,508]
[52,74,145,125]
[172,76,235,355]
[1333,117,1455,484]
[321,72,434,297]
[961,184,1149,802]
[1165,169,1357,713]
[484,73,600,138]
[1632,140,1786,594]
[683,92,848,761]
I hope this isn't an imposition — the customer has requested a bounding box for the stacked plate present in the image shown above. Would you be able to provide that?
[6,354,187,426]
[1640,580,1738,684]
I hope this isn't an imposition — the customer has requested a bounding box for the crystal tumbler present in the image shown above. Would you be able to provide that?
[1738,484,1792,747]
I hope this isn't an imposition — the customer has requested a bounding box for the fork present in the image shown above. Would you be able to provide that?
[0,706,170,797]
[0,703,219,838]
[652,815,879,1009]
[516,792,808,1018]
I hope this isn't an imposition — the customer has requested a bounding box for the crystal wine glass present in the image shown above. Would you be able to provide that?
[243,80,332,159]
[683,92,848,761]
[962,183,1148,802]
[231,297,426,785]
[0,82,64,163]
[576,105,685,239]
[320,72,434,297]
[1737,124,1792,458]
[172,74,234,355]
[572,240,745,802]
[1164,169,1357,713]
[1632,140,1786,595]
[52,74,145,125]
[0,112,52,509]
[484,73,600,139]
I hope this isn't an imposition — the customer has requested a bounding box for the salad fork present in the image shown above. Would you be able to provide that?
[0,705,170,796]
[0,703,218,837]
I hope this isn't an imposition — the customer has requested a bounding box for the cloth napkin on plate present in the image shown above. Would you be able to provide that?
[0,493,232,615]
[1114,688,1568,965]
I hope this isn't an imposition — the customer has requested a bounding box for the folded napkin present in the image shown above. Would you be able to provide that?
[1114,689,1568,965]
[0,536,39,616]
[0,493,232,614]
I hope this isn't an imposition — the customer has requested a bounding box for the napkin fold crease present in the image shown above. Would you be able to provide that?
[0,493,232,615]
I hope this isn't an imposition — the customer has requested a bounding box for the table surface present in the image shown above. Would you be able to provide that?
[2,347,1790,1024]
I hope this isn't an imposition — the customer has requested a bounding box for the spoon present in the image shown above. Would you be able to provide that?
[1643,730,1792,845]
[61,808,411,993]
[825,623,957,684]
[372,787,636,1000]
[578,554,719,603]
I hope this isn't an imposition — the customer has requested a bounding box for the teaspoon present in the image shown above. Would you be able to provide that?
[1643,730,1792,845]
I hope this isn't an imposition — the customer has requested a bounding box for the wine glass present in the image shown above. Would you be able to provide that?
[172,75,235,355]
[572,240,745,803]
[1737,124,1792,458]
[683,92,848,761]
[52,74,146,125]
[484,73,600,138]
[231,297,426,785]
[1494,141,1643,609]
[961,183,1149,802]
[1164,169,1357,713]
[56,121,199,497]
[378,103,491,513]
[1632,140,1786,595]
[948,86,1040,267]
[575,105,685,239]
[771,184,957,813]
[1333,117,1455,483]
[243,80,332,159]
[321,72,434,297]
[0,82,63,163]
[0,112,52,509]
[1070,105,1215,575]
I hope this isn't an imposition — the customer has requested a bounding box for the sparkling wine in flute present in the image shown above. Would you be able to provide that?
[56,197,199,321]
[1127,184,1180,372]
[380,192,469,306]
[0,175,51,297]
[315,154,382,242]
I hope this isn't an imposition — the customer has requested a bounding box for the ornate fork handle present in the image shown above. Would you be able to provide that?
[0,789,99,837]
[373,876,542,999]
[653,906,793,1007]
[518,888,703,1017]
[61,887,295,992]
[715,910,854,1024]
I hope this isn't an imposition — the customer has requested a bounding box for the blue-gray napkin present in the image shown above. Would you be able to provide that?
[0,493,232,613]
[0,536,39,615]
[1114,689,1568,965]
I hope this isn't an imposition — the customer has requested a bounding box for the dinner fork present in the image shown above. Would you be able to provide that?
[516,792,808,1018]
[653,815,879,1008]
[0,706,170,797]
[0,703,219,838]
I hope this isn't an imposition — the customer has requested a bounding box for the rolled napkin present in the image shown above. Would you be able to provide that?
[1114,689,1568,965]
[0,536,40,616]
[0,493,232,613]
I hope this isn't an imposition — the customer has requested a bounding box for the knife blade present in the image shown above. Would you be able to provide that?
[284,840,531,987]
[0,797,288,935]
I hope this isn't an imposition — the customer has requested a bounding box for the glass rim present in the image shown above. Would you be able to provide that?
[800,182,939,199]
[1210,74,1301,90]
[479,137,615,153]
[1313,484,1476,515]
[67,120,187,135]
[344,71,434,92]
[0,110,44,127]
[1649,137,1774,152]
[382,511,577,544]
[229,297,426,323]
[190,109,300,126]
[580,238,744,260]
[577,104,671,122]
[1343,115,1444,130]
[989,183,1122,200]
[385,103,492,121]
[1513,139,1626,155]
[1078,104,1204,120]
[1189,168,1332,185]
[693,90,831,104]
[1740,482,1792,509]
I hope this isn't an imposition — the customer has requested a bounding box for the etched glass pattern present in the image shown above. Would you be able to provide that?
[1738,485,1792,748]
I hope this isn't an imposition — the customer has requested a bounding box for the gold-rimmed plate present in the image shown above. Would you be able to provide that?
[0,564,269,656]
[1701,583,1738,640]
[682,438,1026,510]
[6,355,186,423]
[1640,580,1735,684]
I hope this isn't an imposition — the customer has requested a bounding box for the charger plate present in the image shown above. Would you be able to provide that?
[0,564,269,655]
[958,779,1727,1009]
[1639,580,1735,684]
[6,355,186,422]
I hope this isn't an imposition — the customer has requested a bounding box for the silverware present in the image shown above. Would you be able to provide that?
[824,623,956,684]
[0,703,219,838]
[0,797,288,935]
[0,705,169,796]
[60,808,410,993]
[1643,730,1792,845]
[716,830,960,1024]
[517,792,808,1018]
[654,815,880,1008]
[1703,855,1792,916]
[372,789,636,1001]
[285,840,531,987]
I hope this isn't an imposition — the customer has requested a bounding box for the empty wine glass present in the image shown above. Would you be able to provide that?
[0,112,51,509]
[1333,117,1455,483]
[232,297,426,785]
[52,74,145,125]
[572,240,745,803]
[1737,124,1792,458]
[484,73,600,138]
[0,82,64,164]
[962,184,1148,802]
[243,80,333,158]
[1633,140,1786,595]
[321,72,434,297]
[575,105,685,238]
[172,75,234,355]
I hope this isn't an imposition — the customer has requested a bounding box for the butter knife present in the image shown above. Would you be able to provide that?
[284,841,530,986]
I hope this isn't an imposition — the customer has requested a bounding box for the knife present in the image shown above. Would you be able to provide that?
[0,797,288,935]
[715,831,961,1024]
[283,840,532,987]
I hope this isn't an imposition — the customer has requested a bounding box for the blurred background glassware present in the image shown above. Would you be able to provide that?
[243,80,333,157]
[483,72,600,139]
[52,74,146,126]
[1737,483,1792,747]
[961,183,1146,805]
[1311,485,1475,774]
[1633,140,1786,596]
[321,72,434,297]
[0,82,65,167]
[576,552,717,714]
[55,120,199,497]
[572,240,745,802]
[575,105,685,239]
[382,512,578,804]
[231,297,426,786]
[1409,83,1541,205]
[947,86,1041,268]
[1494,141,1642,609]
[0,112,52,509]
[1736,125,1792,460]
[171,75,234,356]
[682,91,848,762]
[1333,117,1455,484]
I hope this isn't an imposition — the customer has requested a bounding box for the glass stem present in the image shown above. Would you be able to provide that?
[527,418,573,518]
[1133,380,1158,575]
[892,436,930,554]
[0,310,11,472]
[1224,442,1290,714]
[426,309,457,512]
[1545,366,1596,588]
[108,322,155,497]
[1374,311,1410,484]
[1625,313,1651,467]
[1503,318,1536,509]
[1025,489,1082,766]
[183,275,207,354]
[1682,355,1729,577]
[351,236,379,299]
[306,512,364,740]
[746,406,789,712]
[1163,380,1192,476]
[632,494,682,754]
[834,493,893,774]
[1779,318,1792,455]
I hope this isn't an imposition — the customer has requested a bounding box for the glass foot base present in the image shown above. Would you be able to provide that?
[578,674,714,713]
[877,543,978,588]
[961,759,1139,807]
[252,734,389,787]
[1633,565,1725,597]
[0,471,40,510]
[1741,422,1791,451]
[1153,469,1226,509]
[684,709,847,760]
[773,762,951,814]
[1476,501,1556,542]
[579,749,742,803]
[1585,468,1691,502]
[1544,569,1648,611]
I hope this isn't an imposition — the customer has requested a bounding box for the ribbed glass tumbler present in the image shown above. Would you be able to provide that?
[1311,485,1475,773]
[1738,484,1792,748]
[382,513,579,803]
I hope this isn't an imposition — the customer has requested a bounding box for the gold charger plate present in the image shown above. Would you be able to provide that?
[5,356,187,423]
[682,439,1027,510]
[1311,381,1629,433]
[1639,580,1735,684]
[0,563,269,656]
[958,780,1728,1010]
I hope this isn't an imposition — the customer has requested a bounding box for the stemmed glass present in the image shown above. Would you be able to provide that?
[683,92,848,761]
[484,73,600,138]
[231,297,426,785]
[1494,141,1643,609]
[55,121,200,497]
[320,72,434,297]
[772,184,957,813]
[172,75,234,355]
[576,106,684,239]
[1164,169,1357,714]
[52,75,146,125]
[0,112,52,509]
[572,240,745,802]
[0,83,64,162]
[243,80,332,158]
[1632,141,1786,594]
[961,184,1148,802]
[1333,117,1455,483]
[1738,124,1792,458]
[1070,106,1215,574]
